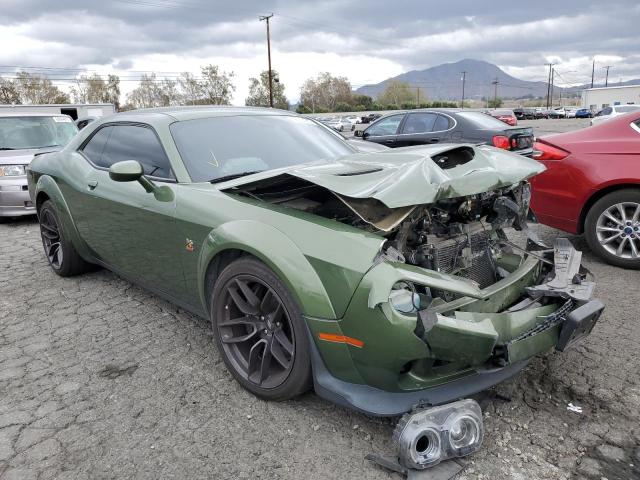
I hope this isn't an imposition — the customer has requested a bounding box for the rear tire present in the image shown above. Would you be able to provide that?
[210,257,312,401]
[585,189,640,269]
[39,200,93,276]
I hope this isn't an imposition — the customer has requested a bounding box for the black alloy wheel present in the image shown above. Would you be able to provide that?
[39,206,64,270]
[211,257,311,400]
[38,200,92,277]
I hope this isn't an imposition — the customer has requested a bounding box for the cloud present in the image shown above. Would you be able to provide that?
[0,0,638,103]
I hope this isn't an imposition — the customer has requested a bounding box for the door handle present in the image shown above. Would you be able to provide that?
[385,139,395,144]
[429,138,439,143]
[87,180,98,190]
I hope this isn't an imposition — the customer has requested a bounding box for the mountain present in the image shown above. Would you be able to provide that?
[356,59,555,101]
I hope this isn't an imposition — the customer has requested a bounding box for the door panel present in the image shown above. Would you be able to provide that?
[362,114,404,147]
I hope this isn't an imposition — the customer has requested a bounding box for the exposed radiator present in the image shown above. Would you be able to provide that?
[431,227,496,289]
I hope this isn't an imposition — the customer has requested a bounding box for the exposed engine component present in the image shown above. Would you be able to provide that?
[227,174,533,291]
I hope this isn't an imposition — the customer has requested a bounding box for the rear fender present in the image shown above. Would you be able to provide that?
[34,175,94,261]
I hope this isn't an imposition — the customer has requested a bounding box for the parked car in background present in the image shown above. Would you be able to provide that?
[359,113,382,124]
[534,107,549,119]
[565,108,578,118]
[514,108,536,120]
[548,107,567,119]
[0,113,77,220]
[530,111,640,268]
[75,117,97,130]
[322,117,353,132]
[591,104,640,126]
[358,109,534,155]
[575,108,593,118]
[487,109,517,126]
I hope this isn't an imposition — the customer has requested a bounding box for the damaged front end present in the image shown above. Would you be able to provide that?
[222,144,602,416]
[303,180,602,416]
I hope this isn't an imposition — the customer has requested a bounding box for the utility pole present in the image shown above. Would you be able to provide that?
[603,65,611,87]
[545,63,554,109]
[259,14,274,107]
[416,87,420,106]
[491,78,499,107]
[550,68,555,107]
[460,71,467,109]
[591,59,595,88]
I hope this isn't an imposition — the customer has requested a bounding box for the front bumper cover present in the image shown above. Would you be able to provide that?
[308,238,602,416]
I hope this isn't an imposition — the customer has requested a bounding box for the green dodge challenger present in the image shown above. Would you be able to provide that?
[27,107,603,421]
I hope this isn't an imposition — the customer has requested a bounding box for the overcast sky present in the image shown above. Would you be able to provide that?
[1,0,639,104]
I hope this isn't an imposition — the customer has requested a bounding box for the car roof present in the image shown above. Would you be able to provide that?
[114,105,294,122]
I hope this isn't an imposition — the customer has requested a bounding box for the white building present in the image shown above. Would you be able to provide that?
[582,85,640,111]
[0,103,115,121]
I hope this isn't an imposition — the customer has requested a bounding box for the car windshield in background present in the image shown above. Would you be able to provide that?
[170,115,356,182]
[457,111,510,129]
[616,105,640,113]
[0,116,77,150]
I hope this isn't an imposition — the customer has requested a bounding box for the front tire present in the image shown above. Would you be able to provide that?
[210,257,311,401]
[585,189,640,269]
[38,200,92,276]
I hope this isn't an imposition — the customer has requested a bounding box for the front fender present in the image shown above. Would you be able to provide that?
[197,220,337,319]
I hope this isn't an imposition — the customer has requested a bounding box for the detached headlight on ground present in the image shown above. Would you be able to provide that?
[0,165,26,176]
[393,399,484,470]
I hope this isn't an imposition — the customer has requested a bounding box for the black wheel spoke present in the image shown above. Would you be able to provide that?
[270,339,291,369]
[219,315,256,327]
[228,286,259,315]
[247,339,267,379]
[221,325,258,344]
[236,279,260,308]
[274,329,294,356]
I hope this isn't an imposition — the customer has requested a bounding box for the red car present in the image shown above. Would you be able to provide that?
[530,111,640,268]
[488,109,517,126]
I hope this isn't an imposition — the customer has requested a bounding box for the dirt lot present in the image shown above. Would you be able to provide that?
[1,118,639,480]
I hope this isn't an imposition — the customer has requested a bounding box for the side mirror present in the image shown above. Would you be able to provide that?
[109,160,156,193]
[109,160,143,182]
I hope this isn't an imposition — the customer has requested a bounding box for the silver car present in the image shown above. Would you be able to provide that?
[0,113,77,219]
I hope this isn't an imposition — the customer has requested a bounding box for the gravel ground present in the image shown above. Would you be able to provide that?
[1,119,639,480]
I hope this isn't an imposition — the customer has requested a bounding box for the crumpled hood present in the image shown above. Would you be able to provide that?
[222,144,546,208]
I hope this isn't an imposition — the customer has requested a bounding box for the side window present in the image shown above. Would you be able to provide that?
[81,126,112,167]
[602,107,612,115]
[366,114,403,136]
[433,114,451,131]
[102,125,174,179]
[400,113,437,134]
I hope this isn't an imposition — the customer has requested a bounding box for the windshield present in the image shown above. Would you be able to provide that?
[457,111,510,129]
[170,115,356,182]
[0,116,77,150]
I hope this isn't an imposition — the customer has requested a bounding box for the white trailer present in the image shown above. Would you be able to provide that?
[0,103,116,121]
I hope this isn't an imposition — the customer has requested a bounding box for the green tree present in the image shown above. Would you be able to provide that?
[487,97,503,108]
[245,70,288,109]
[198,64,235,105]
[13,72,69,104]
[0,78,20,104]
[71,74,121,108]
[377,80,417,107]
[299,72,352,112]
[177,72,202,105]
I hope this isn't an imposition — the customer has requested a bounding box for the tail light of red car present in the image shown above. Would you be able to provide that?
[532,141,570,160]
[492,135,510,149]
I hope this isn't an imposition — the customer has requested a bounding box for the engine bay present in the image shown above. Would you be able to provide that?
[227,174,534,291]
